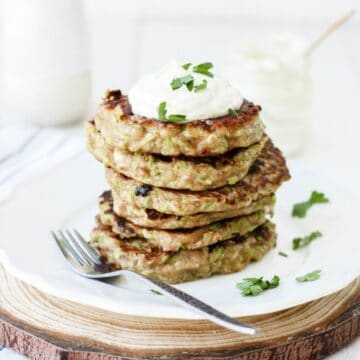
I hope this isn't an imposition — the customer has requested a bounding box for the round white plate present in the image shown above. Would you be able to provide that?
[0,153,359,319]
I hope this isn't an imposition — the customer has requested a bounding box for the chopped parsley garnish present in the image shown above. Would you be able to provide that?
[170,74,194,91]
[170,78,182,90]
[236,275,280,296]
[193,62,214,77]
[292,191,329,218]
[158,101,167,121]
[182,63,192,70]
[157,102,187,123]
[292,231,322,250]
[228,108,238,118]
[194,79,207,92]
[296,269,321,282]
[150,289,163,295]
[168,114,187,122]
[278,251,288,257]
[171,62,214,92]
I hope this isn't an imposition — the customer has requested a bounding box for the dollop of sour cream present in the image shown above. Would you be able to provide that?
[128,61,243,121]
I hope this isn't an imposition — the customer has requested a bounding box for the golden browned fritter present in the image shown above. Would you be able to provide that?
[86,121,268,191]
[91,220,276,284]
[94,90,265,157]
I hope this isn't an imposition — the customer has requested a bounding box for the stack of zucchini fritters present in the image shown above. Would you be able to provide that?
[86,89,290,284]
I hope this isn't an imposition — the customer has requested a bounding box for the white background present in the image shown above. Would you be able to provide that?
[1,0,360,358]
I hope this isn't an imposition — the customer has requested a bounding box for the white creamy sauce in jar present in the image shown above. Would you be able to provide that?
[128,61,243,122]
[221,34,311,157]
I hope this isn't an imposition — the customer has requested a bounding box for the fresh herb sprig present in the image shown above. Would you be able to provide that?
[228,108,238,118]
[192,62,214,77]
[168,114,187,122]
[296,270,321,282]
[236,275,280,296]
[292,231,322,250]
[182,63,192,70]
[292,191,329,218]
[171,74,194,91]
[158,102,186,123]
[194,79,207,92]
[170,62,213,92]
[158,101,167,121]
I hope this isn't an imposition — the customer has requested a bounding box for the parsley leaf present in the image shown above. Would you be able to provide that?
[228,108,238,118]
[292,231,322,250]
[296,269,321,282]
[292,191,329,218]
[158,101,167,121]
[182,63,192,70]
[278,251,288,257]
[157,102,186,123]
[150,289,163,295]
[236,275,280,296]
[170,78,182,90]
[167,114,187,122]
[170,74,194,91]
[194,79,207,92]
[193,62,214,77]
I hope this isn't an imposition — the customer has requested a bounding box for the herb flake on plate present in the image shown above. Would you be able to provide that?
[292,231,322,250]
[292,191,329,218]
[150,289,163,295]
[236,275,280,296]
[296,269,321,282]
[278,251,288,257]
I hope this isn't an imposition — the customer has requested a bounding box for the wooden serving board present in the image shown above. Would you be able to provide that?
[0,266,359,360]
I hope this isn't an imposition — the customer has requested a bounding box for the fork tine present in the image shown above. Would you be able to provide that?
[72,229,101,263]
[51,231,69,259]
[65,230,93,266]
[51,231,84,270]
[58,230,88,267]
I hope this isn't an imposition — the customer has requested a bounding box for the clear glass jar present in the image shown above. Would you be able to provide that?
[222,34,312,157]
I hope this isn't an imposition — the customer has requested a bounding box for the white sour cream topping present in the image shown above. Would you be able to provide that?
[128,61,243,121]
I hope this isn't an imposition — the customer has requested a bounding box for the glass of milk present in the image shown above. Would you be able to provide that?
[1,0,91,126]
[222,34,312,157]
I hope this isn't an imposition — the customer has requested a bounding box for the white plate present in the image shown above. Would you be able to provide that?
[0,153,359,319]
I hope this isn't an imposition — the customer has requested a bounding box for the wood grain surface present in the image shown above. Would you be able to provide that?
[0,265,359,360]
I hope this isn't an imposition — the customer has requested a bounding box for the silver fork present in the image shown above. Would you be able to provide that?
[51,229,258,334]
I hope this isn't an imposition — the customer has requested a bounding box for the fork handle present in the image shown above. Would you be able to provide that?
[121,270,258,334]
